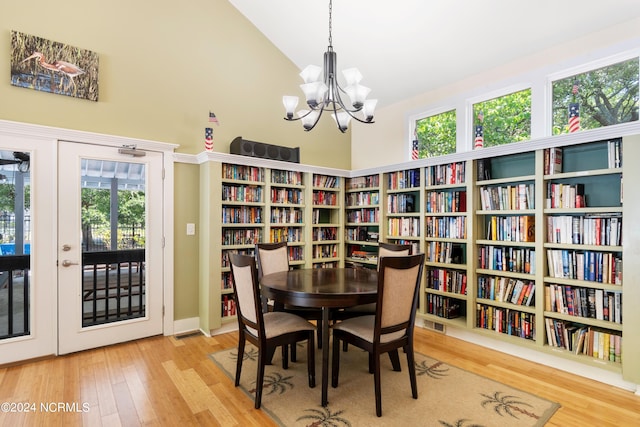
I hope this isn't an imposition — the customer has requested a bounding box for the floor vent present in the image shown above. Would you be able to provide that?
[423,319,446,333]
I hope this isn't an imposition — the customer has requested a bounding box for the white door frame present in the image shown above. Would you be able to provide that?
[0,119,176,363]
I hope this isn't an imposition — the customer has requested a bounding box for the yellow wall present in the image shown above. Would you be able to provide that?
[0,0,352,323]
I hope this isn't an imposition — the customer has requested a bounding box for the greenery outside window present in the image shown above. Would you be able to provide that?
[413,109,456,159]
[551,57,639,134]
[472,88,531,149]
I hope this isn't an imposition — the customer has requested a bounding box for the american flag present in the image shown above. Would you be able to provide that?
[474,124,484,149]
[568,103,580,133]
[411,139,419,160]
[208,111,219,125]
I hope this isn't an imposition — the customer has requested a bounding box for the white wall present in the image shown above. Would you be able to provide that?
[351,17,640,170]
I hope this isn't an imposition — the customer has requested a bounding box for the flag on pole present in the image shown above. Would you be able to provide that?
[411,138,419,160]
[474,111,484,149]
[568,81,580,133]
[208,111,219,125]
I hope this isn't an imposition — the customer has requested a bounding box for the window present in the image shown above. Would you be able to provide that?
[472,88,531,149]
[413,109,456,159]
[551,57,639,134]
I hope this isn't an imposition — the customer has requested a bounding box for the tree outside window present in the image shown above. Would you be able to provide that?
[413,109,456,158]
[551,57,639,134]
[472,89,531,149]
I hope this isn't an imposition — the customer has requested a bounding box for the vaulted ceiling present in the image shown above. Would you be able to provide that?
[229,0,640,108]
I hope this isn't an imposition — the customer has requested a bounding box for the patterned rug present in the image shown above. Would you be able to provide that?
[209,342,560,427]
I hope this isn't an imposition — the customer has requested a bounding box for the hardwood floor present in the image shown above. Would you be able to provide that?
[1,328,638,426]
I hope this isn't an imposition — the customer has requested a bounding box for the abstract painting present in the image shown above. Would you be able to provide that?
[10,31,99,101]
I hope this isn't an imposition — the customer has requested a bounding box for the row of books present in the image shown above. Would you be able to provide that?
[475,304,536,340]
[426,268,467,294]
[221,271,233,290]
[312,226,338,241]
[270,207,303,224]
[312,190,338,206]
[312,244,338,259]
[270,227,303,243]
[425,190,467,213]
[426,241,465,264]
[312,174,339,188]
[387,193,416,213]
[271,169,303,185]
[426,295,463,319]
[606,138,622,168]
[543,147,563,175]
[546,214,621,246]
[349,250,377,262]
[479,183,534,211]
[387,168,420,190]
[477,276,535,307]
[347,174,379,189]
[346,191,379,206]
[345,226,379,242]
[425,161,466,186]
[346,208,379,223]
[220,248,254,267]
[387,217,420,237]
[221,295,237,317]
[484,215,535,242]
[478,245,536,274]
[222,184,263,203]
[221,206,262,224]
[546,249,622,285]
[545,284,622,323]
[222,229,262,246]
[545,182,586,208]
[222,164,264,182]
[425,216,466,239]
[271,188,303,204]
[544,319,621,362]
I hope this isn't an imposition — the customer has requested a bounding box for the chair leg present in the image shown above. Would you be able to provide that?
[342,340,348,352]
[282,344,289,369]
[389,349,401,371]
[235,336,245,387]
[291,343,297,362]
[373,351,382,417]
[307,333,316,388]
[331,334,341,387]
[255,349,267,409]
[317,323,323,349]
[406,344,418,399]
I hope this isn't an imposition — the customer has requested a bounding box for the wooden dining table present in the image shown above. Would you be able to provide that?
[260,267,378,406]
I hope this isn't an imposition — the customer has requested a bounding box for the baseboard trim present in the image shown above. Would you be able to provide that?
[173,317,200,336]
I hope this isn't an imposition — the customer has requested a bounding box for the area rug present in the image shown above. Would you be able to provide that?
[209,343,560,427]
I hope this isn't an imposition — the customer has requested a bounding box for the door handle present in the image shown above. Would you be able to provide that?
[61,260,79,267]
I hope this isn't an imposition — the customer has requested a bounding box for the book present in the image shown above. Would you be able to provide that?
[549,147,563,174]
[477,158,491,181]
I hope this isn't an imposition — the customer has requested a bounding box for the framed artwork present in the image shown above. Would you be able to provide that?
[10,30,99,101]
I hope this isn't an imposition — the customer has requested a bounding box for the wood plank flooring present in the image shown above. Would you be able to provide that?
[0,327,639,426]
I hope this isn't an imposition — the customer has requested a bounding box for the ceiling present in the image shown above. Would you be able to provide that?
[229,0,640,108]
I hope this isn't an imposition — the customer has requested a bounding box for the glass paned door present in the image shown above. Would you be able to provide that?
[58,141,163,355]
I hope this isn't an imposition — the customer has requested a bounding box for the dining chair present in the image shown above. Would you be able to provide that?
[334,242,413,322]
[331,253,425,417]
[229,253,316,409]
[255,242,325,353]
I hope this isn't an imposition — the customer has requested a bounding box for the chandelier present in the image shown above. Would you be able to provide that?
[282,0,377,133]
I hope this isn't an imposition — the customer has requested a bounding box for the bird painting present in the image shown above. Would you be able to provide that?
[21,51,85,96]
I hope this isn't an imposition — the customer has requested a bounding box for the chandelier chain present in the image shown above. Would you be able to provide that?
[328,0,333,47]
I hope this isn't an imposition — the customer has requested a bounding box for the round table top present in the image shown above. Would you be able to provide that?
[260,267,378,308]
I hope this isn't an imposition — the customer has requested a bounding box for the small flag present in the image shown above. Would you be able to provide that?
[205,127,213,151]
[474,125,484,149]
[208,111,219,125]
[568,103,580,133]
[411,139,419,160]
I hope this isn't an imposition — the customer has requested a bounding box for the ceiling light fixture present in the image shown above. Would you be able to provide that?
[282,0,377,133]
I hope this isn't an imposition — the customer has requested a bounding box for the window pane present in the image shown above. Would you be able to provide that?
[552,58,639,134]
[414,109,456,159]
[472,89,531,149]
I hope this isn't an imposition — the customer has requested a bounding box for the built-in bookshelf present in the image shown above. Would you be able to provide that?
[220,163,265,322]
[268,169,306,266]
[384,168,421,254]
[344,173,381,268]
[423,161,470,327]
[542,139,623,367]
[311,173,343,267]
[474,151,538,342]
